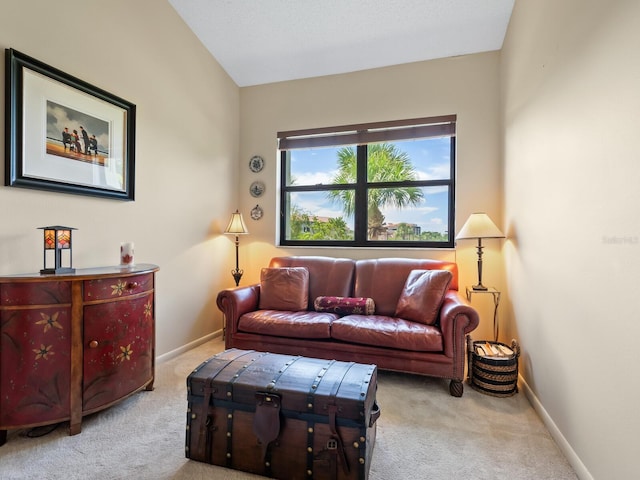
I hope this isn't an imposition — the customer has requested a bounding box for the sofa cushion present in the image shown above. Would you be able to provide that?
[314,296,375,315]
[354,258,458,316]
[331,315,443,352]
[395,270,452,325]
[259,267,309,311]
[269,256,355,310]
[238,310,336,339]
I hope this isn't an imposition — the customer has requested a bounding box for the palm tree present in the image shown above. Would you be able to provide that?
[327,143,423,239]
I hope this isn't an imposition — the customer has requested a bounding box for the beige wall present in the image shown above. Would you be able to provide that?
[0,0,240,357]
[501,0,640,478]
[239,53,505,340]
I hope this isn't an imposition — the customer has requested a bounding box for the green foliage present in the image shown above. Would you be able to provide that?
[381,223,447,242]
[420,231,448,242]
[288,205,352,241]
[393,222,416,240]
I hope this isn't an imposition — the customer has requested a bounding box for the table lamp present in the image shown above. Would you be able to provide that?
[456,213,504,290]
[39,226,76,274]
[224,210,249,286]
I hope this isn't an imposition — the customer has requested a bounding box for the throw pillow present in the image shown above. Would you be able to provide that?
[259,267,309,311]
[314,296,375,316]
[394,269,452,325]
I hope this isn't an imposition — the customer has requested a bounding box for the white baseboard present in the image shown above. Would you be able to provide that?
[155,330,223,364]
[519,375,593,480]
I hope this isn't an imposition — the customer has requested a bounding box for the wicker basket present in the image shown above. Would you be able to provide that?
[467,336,520,397]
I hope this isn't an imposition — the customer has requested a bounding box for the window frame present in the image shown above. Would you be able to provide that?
[278,115,456,248]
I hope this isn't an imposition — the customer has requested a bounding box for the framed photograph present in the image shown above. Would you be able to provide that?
[5,49,136,200]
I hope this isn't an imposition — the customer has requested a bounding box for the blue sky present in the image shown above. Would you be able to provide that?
[287,137,452,234]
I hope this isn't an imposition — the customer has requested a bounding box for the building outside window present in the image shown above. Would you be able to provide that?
[278,115,456,248]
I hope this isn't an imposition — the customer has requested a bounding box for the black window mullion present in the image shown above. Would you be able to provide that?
[366,179,450,189]
[279,149,288,243]
[447,137,456,246]
[354,144,368,244]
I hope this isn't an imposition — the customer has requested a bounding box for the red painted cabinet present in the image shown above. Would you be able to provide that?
[0,282,72,428]
[0,264,158,446]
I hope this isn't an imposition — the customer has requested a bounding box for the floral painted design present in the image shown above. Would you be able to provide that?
[143,301,152,319]
[33,344,54,360]
[117,344,133,362]
[111,280,126,296]
[35,312,63,332]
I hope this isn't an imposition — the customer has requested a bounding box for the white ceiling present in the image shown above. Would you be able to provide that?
[168,0,515,87]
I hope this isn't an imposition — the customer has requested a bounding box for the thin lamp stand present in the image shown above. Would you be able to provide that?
[231,234,243,286]
[473,237,487,291]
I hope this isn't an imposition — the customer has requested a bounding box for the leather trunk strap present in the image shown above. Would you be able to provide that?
[326,362,356,476]
[251,356,301,474]
[253,392,282,445]
[195,350,257,463]
[253,392,281,477]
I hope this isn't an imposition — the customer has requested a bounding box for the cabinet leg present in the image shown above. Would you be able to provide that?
[0,430,6,446]
[145,377,155,391]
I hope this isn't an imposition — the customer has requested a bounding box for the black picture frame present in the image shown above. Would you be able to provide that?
[5,48,136,200]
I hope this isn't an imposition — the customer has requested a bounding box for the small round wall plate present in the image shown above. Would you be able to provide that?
[250,204,263,220]
[249,181,265,197]
[249,155,264,173]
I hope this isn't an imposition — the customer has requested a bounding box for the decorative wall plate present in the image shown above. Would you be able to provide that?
[249,155,264,173]
[250,204,263,220]
[250,181,265,197]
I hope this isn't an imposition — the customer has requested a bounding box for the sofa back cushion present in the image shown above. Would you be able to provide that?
[259,267,309,311]
[269,256,355,310]
[354,258,458,317]
[395,269,453,325]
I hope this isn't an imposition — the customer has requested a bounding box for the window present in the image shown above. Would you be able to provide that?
[278,115,456,248]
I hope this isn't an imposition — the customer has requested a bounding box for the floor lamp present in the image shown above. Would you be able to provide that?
[456,213,504,290]
[224,210,249,286]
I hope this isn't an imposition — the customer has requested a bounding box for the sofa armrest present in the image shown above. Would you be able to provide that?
[216,284,261,341]
[439,291,480,358]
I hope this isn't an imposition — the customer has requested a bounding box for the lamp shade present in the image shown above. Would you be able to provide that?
[456,213,504,240]
[224,210,248,235]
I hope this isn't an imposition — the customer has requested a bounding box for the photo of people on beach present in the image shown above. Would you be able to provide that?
[46,100,109,166]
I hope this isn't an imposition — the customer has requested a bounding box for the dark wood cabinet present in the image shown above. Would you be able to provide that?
[0,264,159,445]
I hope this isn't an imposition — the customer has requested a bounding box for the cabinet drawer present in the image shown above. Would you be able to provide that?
[84,273,154,301]
[1,281,71,306]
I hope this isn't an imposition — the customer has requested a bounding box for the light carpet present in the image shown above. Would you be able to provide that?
[0,337,577,479]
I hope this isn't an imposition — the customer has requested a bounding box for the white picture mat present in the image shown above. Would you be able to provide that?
[22,68,127,192]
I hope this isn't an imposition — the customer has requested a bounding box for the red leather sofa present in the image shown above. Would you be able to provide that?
[217,256,479,396]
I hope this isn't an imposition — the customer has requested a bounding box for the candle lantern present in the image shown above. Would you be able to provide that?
[38,226,76,274]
